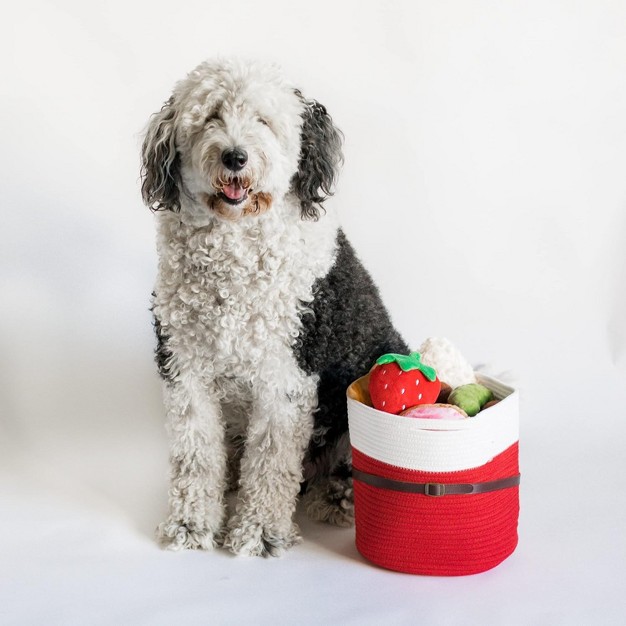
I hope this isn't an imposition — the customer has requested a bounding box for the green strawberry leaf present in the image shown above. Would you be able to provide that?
[375,351,437,381]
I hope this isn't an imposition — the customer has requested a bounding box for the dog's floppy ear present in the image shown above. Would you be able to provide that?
[141,96,181,212]
[291,90,344,220]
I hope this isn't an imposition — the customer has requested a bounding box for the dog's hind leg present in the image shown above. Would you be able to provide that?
[156,378,227,550]
[303,434,354,527]
[304,477,354,528]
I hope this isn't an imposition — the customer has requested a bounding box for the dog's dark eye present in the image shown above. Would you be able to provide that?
[258,117,269,127]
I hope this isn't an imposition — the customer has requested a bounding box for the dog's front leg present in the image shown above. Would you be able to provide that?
[225,374,316,557]
[157,378,227,550]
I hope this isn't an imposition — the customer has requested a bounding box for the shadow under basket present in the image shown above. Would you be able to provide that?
[347,373,520,576]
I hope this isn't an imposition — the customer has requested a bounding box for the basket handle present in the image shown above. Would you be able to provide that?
[352,469,520,496]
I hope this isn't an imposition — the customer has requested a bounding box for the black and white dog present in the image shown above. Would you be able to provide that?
[141,59,407,556]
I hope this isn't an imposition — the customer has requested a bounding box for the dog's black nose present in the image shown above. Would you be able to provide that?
[221,148,248,171]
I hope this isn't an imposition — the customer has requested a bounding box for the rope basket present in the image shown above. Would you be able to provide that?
[347,373,520,576]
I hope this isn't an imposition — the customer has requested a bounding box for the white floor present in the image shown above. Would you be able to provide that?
[2,396,624,626]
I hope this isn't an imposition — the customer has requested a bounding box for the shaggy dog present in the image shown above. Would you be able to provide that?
[141,59,407,556]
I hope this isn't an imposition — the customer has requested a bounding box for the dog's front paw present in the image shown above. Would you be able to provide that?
[224,516,301,557]
[156,520,221,551]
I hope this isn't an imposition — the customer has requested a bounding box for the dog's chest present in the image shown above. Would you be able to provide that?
[154,211,337,378]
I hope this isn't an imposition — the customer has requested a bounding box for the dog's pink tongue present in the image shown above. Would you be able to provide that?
[223,181,246,201]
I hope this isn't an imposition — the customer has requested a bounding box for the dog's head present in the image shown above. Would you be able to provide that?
[141,59,343,221]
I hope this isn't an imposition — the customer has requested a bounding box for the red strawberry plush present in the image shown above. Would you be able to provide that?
[369,352,441,415]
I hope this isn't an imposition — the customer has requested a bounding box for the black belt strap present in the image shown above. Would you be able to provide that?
[352,469,520,496]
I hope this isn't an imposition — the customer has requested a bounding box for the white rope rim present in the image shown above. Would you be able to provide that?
[348,374,519,472]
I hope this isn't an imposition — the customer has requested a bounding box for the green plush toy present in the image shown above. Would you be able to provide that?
[448,383,493,417]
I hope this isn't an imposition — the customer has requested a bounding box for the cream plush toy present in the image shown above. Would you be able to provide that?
[418,337,476,389]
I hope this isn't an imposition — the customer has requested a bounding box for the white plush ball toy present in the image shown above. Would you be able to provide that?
[418,337,476,389]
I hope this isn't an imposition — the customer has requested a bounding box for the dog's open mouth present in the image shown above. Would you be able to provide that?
[203,175,272,219]
[217,176,250,205]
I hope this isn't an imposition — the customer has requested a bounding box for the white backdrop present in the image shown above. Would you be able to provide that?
[2,1,625,624]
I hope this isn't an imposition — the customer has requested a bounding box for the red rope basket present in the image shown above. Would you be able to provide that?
[347,374,520,576]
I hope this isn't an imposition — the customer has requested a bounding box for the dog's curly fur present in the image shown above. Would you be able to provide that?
[141,59,407,556]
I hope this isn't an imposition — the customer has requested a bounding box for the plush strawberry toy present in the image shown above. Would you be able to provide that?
[369,352,441,415]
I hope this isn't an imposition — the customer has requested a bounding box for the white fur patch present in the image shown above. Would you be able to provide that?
[154,200,338,393]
